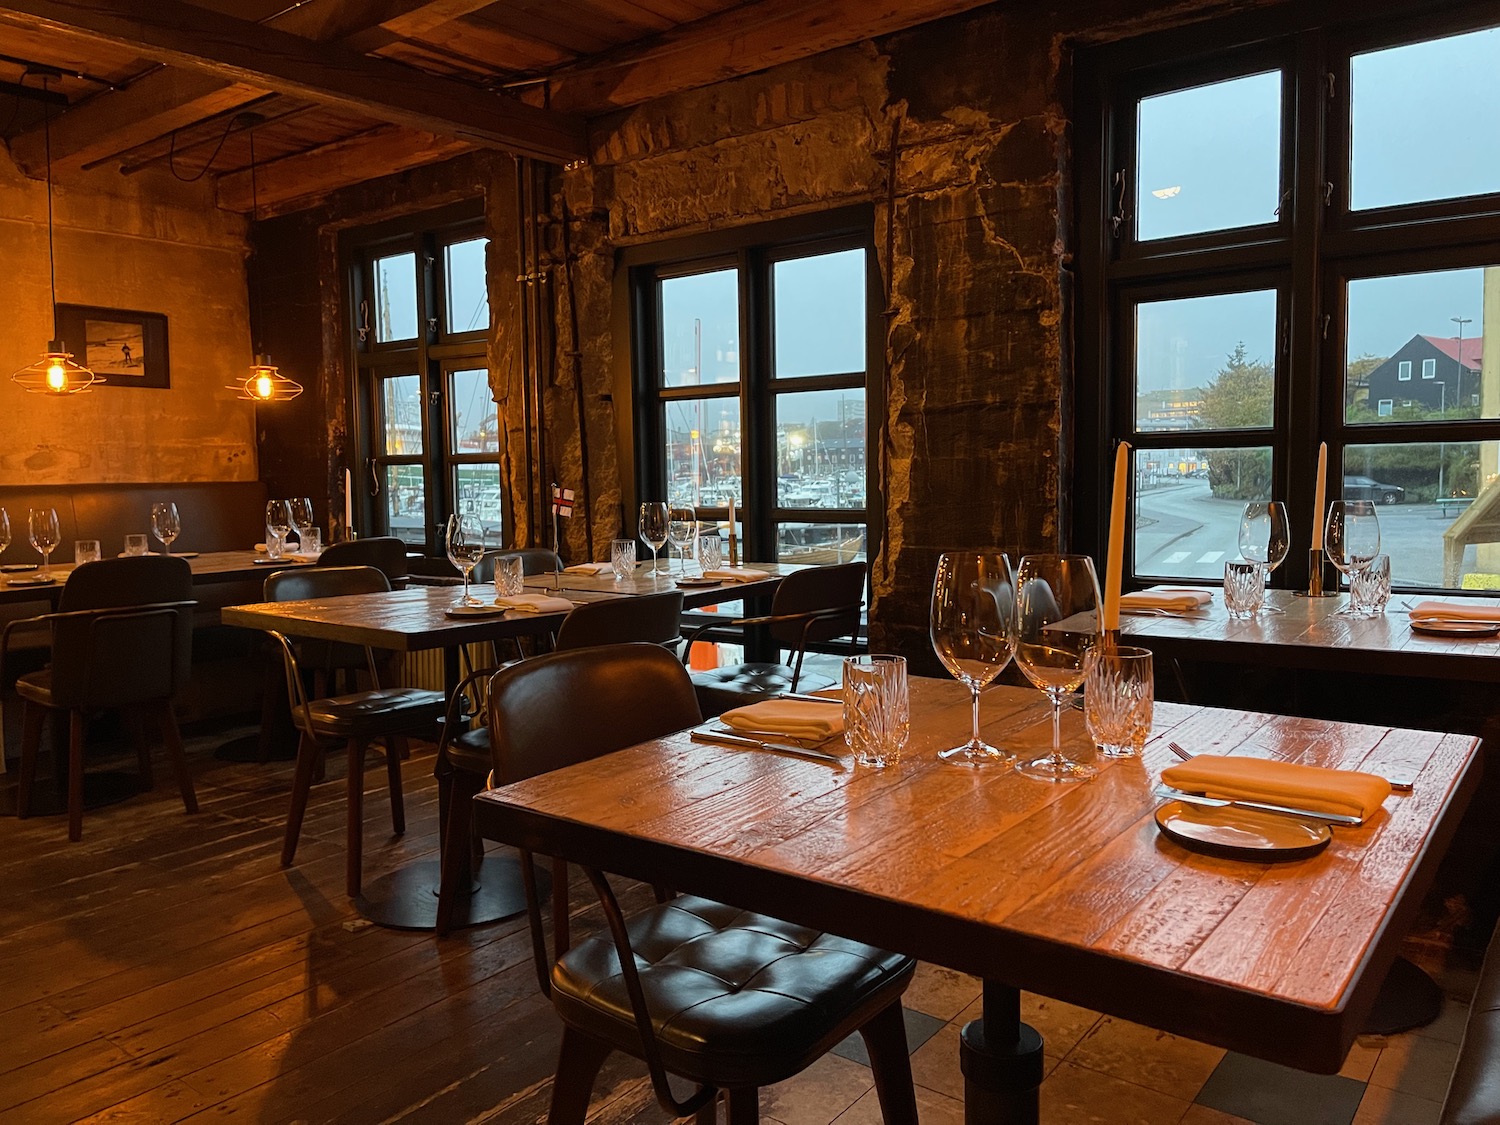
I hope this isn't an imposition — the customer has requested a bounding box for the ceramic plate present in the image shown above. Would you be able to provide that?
[4,575,57,586]
[1155,800,1331,861]
[1409,619,1500,637]
[444,603,510,618]
[0,563,38,572]
[676,576,723,587]
[166,552,200,559]
[252,557,304,565]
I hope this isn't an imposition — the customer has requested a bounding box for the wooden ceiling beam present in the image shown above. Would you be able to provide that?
[544,0,1001,114]
[2,0,582,171]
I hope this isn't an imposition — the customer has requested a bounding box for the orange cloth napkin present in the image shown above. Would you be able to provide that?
[564,562,615,576]
[1408,600,1500,624]
[495,593,575,614]
[1162,755,1390,821]
[703,567,771,583]
[721,699,844,740]
[1121,587,1213,612]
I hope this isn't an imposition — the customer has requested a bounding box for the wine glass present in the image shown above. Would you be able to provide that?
[1325,500,1380,606]
[930,552,1017,765]
[639,502,669,579]
[1238,501,1290,614]
[266,499,292,556]
[288,497,316,546]
[445,512,487,606]
[0,508,10,558]
[667,505,696,575]
[1013,554,1102,783]
[28,507,59,576]
[150,502,181,556]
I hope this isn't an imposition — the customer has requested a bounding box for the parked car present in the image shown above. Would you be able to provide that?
[1343,475,1404,505]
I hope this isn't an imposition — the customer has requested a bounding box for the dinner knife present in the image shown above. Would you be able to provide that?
[691,729,846,766]
[1154,784,1363,826]
[778,692,842,703]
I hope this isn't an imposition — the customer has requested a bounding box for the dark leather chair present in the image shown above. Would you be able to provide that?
[316,536,410,588]
[432,590,685,934]
[685,561,866,717]
[485,644,918,1123]
[1,556,197,841]
[471,547,563,584]
[1440,920,1500,1124]
[267,565,445,898]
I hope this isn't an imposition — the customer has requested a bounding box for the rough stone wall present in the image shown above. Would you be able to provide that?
[0,152,255,484]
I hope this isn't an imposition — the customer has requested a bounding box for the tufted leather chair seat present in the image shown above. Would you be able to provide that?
[297,688,445,739]
[551,894,915,1090]
[691,662,838,717]
[1440,922,1500,1124]
[443,726,491,778]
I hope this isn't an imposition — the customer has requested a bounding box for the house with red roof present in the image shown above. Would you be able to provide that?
[1363,333,1483,415]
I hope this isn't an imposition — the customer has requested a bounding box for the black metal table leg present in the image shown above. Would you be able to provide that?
[960,981,1045,1125]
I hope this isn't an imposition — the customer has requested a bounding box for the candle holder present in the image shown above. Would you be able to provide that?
[1297,547,1338,598]
[1099,627,1123,651]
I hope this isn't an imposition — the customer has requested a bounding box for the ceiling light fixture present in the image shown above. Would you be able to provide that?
[12,70,99,396]
[226,114,302,403]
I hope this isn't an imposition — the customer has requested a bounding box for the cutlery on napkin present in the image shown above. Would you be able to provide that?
[1153,784,1362,826]
[1160,755,1389,823]
[1407,600,1500,624]
[563,562,616,576]
[1121,587,1213,613]
[721,699,844,741]
[494,593,576,614]
[690,728,845,766]
[702,567,772,583]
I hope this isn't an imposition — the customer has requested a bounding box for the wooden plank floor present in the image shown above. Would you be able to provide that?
[0,725,676,1124]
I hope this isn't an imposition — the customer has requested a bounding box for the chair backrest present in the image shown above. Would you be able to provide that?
[554,590,683,651]
[316,537,409,585]
[769,561,866,648]
[488,643,701,786]
[50,557,195,709]
[264,564,391,602]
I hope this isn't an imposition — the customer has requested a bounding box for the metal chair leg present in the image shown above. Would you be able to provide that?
[281,731,319,867]
[346,737,366,898]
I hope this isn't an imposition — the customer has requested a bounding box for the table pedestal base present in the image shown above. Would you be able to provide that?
[1363,955,1444,1036]
[962,981,1045,1125]
[354,854,547,932]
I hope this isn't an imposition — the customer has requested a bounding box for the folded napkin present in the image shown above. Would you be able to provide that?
[284,551,321,563]
[721,699,844,741]
[1408,600,1500,624]
[1121,586,1213,612]
[495,593,575,614]
[564,562,615,576]
[1161,755,1390,821]
[703,567,771,583]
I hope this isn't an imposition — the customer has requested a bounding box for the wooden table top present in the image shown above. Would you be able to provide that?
[222,585,625,650]
[473,678,1480,1073]
[1121,588,1500,682]
[524,560,801,607]
[0,550,308,605]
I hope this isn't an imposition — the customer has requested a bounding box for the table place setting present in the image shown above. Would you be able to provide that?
[690,696,849,765]
[1406,599,1500,636]
[1119,586,1214,616]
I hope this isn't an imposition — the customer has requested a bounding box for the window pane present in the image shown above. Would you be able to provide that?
[445,238,489,333]
[384,465,426,545]
[1343,441,1500,588]
[449,368,497,452]
[1351,26,1500,211]
[1136,71,1282,241]
[773,249,866,377]
[777,523,867,564]
[1345,266,1490,424]
[1135,290,1277,431]
[775,389,867,509]
[665,397,740,507]
[661,269,739,388]
[374,252,418,342]
[454,463,503,545]
[381,374,423,455]
[1134,446,1272,580]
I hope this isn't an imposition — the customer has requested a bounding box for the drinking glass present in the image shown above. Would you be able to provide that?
[1350,553,1392,617]
[611,539,637,581]
[445,512,487,605]
[1325,500,1380,605]
[929,551,1017,765]
[494,554,525,597]
[1014,553,1101,783]
[1223,560,1265,619]
[639,502,669,578]
[1084,646,1154,759]
[266,500,292,559]
[843,655,909,768]
[0,508,10,557]
[667,505,696,575]
[28,507,60,576]
[288,497,316,546]
[74,540,101,564]
[150,502,181,555]
[124,534,149,557]
[1238,501,1290,573]
[698,533,722,572]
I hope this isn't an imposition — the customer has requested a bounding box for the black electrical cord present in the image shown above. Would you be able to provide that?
[167,113,237,183]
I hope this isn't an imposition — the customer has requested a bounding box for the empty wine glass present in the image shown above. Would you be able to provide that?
[150,501,181,556]
[0,508,10,558]
[28,507,59,576]
[639,502,669,579]
[1238,501,1290,614]
[446,512,487,606]
[930,551,1017,765]
[667,505,696,575]
[265,499,292,557]
[1014,553,1101,783]
[1325,500,1380,608]
[288,497,316,546]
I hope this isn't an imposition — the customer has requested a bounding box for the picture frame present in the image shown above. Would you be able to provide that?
[54,304,170,389]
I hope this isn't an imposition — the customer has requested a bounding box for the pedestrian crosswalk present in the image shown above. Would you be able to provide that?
[1164,550,1228,565]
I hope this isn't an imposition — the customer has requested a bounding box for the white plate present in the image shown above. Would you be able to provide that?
[4,575,57,587]
[444,603,510,618]
[1409,618,1500,636]
[1155,800,1331,861]
[676,577,723,588]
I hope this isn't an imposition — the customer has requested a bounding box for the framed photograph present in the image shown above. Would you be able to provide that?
[55,304,170,389]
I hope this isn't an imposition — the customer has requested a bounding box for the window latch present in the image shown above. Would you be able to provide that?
[1326,71,1336,100]
[1110,169,1127,238]
[1324,182,1334,206]
[366,458,380,497]
[1322,314,1332,340]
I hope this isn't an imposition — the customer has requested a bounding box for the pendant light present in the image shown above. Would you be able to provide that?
[12,71,98,395]
[226,114,302,403]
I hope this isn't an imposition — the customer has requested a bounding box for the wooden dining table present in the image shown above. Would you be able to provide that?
[0,550,312,606]
[472,678,1480,1124]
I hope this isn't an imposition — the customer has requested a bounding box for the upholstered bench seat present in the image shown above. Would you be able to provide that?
[690,662,838,717]
[551,894,915,1089]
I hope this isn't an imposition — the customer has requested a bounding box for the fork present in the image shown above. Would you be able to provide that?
[1167,741,1193,761]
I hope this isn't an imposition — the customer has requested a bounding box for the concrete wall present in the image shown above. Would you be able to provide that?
[0,150,255,485]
